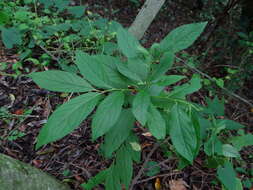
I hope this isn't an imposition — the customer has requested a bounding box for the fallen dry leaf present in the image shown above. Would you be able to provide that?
[142,132,152,137]
[169,179,189,190]
[155,177,162,190]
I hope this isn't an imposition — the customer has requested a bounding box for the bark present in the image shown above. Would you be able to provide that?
[0,153,71,190]
[128,0,165,40]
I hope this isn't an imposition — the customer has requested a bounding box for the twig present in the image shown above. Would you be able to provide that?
[135,171,182,185]
[129,137,170,190]
[38,44,60,63]
[176,56,253,108]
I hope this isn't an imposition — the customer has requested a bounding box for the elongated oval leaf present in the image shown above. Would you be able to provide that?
[36,92,101,149]
[1,27,22,49]
[103,109,135,157]
[116,61,142,82]
[92,91,125,140]
[75,51,113,89]
[105,165,121,190]
[29,70,94,92]
[81,169,108,190]
[115,145,133,189]
[117,26,145,58]
[147,105,166,139]
[160,22,207,53]
[168,75,202,99]
[217,162,237,190]
[132,90,151,126]
[156,75,186,86]
[169,105,198,163]
[149,52,175,82]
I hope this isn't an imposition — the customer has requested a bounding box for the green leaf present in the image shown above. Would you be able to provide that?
[127,58,149,80]
[81,169,108,190]
[204,136,223,156]
[235,178,243,190]
[168,74,202,99]
[160,22,207,53]
[169,105,197,163]
[38,0,54,8]
[126,133,141,163]
[29,70,94,92]
[103,109,135,157]
[36,93,101,149]
[222,144,240,158]
[117,26,146,58]
[1,27,22,49]
[132,90,151,126]
[147,105,166,139]
[105,165,121,190]
[116,61,142,82]
[217,162,237,190]
[230,134,253,151]
[0,11,9,25]
[218,119,244,130]
[115,145,133,189]
[94,55,128,88]
[75,52,126,89]
[75,52,112,89]
[156,75,186,86]
[54,0,70,11]
[149,52,175,82]
[203,96,225,116]
[92,91,125,140]
[67,6,86,18]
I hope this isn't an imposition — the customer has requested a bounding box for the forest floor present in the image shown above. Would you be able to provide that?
[0,0,252,190]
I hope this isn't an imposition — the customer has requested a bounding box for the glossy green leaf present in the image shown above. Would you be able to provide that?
[115,145,133,189]
[36,93,101,149]
[169,105,197,163]
[81,169,108,190]
[1,27,22,49]
[150,52,175,82]
[217,162,237,190]
[160,22,207,53]
[132,90,151,126]
[156,75,186,86]
[147,105,166,139]
[29,70,94,92]
[103,109,135,157]
[117,26,146,58]
[92,91,125,140]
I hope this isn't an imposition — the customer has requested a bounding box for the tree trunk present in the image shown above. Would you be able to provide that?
[129,0,165,39]
[0,154,71,190]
